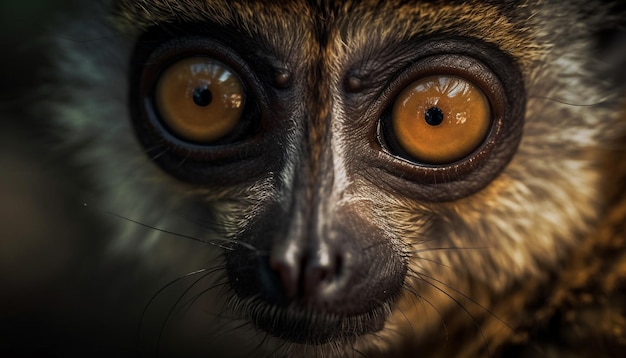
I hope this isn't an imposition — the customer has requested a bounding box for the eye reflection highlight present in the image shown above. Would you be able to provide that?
[391,75,491,164]
[155,57,246,143]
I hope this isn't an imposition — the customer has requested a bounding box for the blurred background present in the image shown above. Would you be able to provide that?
[0,1,73,102]
[0,2,100,355]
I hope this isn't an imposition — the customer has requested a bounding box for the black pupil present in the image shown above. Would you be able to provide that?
[193,86,213,107]
[424,106,444,126]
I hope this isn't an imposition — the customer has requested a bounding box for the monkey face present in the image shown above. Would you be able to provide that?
[40,0,626,356]
[123,1,529,346]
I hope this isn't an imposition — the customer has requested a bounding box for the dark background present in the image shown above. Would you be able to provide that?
[0,2,98,355]
[0,1,74,102]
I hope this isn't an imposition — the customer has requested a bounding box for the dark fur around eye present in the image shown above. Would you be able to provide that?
[130,27,524,201]
[348,37,526,201]
[129,25,289,186]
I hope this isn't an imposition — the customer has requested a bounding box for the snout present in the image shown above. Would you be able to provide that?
[225,205,407,344]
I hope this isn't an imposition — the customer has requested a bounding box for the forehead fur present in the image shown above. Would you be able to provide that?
[113,0,542,70]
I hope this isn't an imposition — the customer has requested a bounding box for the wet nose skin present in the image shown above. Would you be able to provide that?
[269,228,349,304]
[225,205,407,344]
[269,239,342,300]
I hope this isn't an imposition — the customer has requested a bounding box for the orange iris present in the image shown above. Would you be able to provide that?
[391,75,491,164]
[155,57,245,143]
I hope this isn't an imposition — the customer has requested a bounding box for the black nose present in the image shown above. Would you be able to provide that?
[225,208,407,344]
[269,238,344,301]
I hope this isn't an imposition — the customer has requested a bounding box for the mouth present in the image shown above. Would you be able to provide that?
[233,298,392,344]
[223,206,408,346]
[225,250,405,345]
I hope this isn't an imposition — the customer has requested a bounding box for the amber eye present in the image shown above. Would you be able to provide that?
[155,57,246,143]
[390,75,491,165]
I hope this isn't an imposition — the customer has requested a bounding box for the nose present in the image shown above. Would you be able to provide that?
[225,204,407,343]
[269,236,344,302]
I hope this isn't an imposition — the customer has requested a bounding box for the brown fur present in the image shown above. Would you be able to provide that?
[2,0,626,357]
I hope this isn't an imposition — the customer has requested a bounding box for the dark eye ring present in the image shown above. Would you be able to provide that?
[368,52,525,201]
[130,36,264,164]
[128,33,275,185]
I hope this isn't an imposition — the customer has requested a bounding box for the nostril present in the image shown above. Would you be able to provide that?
[225,208,409,343]
[269,256,300,299]
[302,261,333,298]
[334,252,344,278]
[226,217,408,344]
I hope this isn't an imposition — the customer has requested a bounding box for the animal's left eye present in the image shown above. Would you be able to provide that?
[371,50,525,201]
[388,75,491,165]
[155,57,246,143]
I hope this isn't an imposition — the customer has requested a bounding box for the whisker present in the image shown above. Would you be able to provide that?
[100,208,214,245]
[349,340,367,358]
[415,271,514,332]
[155,271,217,356]
[412,246,493,254]
[86,204,258,251]
[176,151,190,168]
[150,147,170,160]
[186,279,230,313]
[527,95,611,107]
[413,256,458,271]
[249,328,272,356]
[214,320,252,340]
[400,283,450,343]
[367,329,393,355]
[261,337,290,358]
[143,143,167,153]
[137,267,214,357]
[415,273,492,358]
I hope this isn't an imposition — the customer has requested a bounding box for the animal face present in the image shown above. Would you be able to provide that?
[5,0,625,357]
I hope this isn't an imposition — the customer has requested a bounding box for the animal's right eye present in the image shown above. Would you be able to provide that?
[130,30,268,153]
[138,45,259,151]
[129,32,276,184]
[155,57,247,143]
